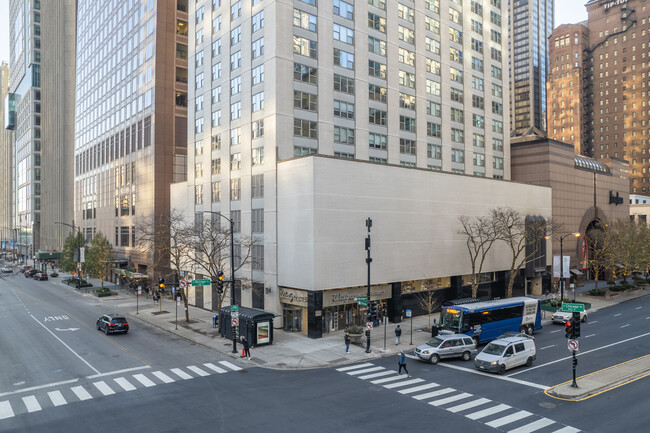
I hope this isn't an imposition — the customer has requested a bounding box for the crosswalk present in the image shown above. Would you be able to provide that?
[0,361,242,421]
[337,363,581,433]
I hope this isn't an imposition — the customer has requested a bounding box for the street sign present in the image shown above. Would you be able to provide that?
[79,247,85,263]
[231,304,239,312]
[405,309,412,318]
[232,317,239,326]
[137,286,142,295]
[568,339,579,351]
[354,296,368,301]
[366,322,373,331]
[191,279,211,286]
[562,303,585,312]
[179,279,188,289]
[358,301,368,307]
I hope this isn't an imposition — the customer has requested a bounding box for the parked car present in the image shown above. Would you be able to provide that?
[414,333,478,364]
[25,269,38,278]
[96,314,129,335]
[1,266,12,273]
[34,272,48,281]
[474,335,536,375]
[552,310,588,324]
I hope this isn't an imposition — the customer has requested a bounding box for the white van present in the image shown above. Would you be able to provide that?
[474,335,536,375]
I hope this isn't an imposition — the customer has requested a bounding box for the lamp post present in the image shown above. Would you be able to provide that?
[55,221,82,290]
[365,218,372,353]
[198,211,237,354]
[547,232,581,304]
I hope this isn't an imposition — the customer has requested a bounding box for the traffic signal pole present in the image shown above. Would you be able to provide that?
[365,218,372,354]
[571,350,578,388]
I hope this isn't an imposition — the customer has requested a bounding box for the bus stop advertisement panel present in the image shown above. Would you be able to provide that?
[220,306,275,346]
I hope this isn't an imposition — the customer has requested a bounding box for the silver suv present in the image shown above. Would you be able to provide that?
[415,333,477,364]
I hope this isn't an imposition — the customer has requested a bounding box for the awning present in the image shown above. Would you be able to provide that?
[570,269,583,276]
[35,252,62,260]
[113,268,144,278]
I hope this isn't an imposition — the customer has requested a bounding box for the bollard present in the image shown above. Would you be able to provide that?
[213,315,218,328]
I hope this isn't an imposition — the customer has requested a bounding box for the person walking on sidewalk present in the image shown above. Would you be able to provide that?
[241,337,251,360]
[398,350,410,376]
[344,331,351,353]
[395,325,402,345]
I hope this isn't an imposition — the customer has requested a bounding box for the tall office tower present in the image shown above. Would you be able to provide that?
[179,0,509,314]
[8,0,43,262]
[547,0,649,194]
[39,0,76,256]
[508,0,554,136]
[1,62,15,252]
[547,23,589,155]
[74,1,188,275]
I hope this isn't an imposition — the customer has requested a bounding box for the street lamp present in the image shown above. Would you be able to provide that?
[547,232,581,303]
[364,218,372,353]
[55,221,83,290]
[197,210,237,354]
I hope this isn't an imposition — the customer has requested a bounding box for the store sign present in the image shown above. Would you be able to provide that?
[603,0,628,11]
[323,285,391,307]
[279,287,308,307]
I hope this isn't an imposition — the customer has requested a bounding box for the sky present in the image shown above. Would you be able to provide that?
[0,0,590,69]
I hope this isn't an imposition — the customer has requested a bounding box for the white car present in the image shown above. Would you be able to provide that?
[474,335,537,375]
[1,266,12,273]
[552,310,587,324]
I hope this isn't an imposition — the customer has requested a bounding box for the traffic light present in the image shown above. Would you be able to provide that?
[564,321,573,339]
[370,301,378,320]
[159,277,165,291]
[572,357,578,367]
[217,271,224,294]
[572,312,581,338]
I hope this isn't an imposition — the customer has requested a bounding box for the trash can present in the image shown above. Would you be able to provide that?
[431,325,438,337]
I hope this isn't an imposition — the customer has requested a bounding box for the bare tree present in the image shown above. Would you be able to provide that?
[586,222,614,290]
[135,209,194,321]
[415,291,441,329]
[609,220,647,282]
[492,207,551,298]
[189,215,259,327]
[458,215,499,297]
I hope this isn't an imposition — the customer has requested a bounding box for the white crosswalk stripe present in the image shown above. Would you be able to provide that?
[358,370,394,380]
[170,368,193,380]
[219,361,242,371]
[152,371,176,383]
[114,377,137,391]
[133,374,157,387]
[398,383,439,395]
[21,396,42,413]
[508,417,555,433]
[370,375,404,385]
[429,392,472,407]
[336,363,374,372]
[204,363,227,374]
[383,378,424,389]
[413,387,455,401]
[348,366,385,376]
[466,403,512,420]
[446,397,491,413]
[485,410,533,428]
[48,391,67,407]
[187,366,210,377]
[71,386,93,401]
[93,381,115,396]
[0,401,14,419]
[551,427,581,433]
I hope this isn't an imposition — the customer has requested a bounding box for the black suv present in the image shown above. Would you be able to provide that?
[96,314,129,335]
[25,269,38,278]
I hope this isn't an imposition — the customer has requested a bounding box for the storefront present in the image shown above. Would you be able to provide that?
[321,284,392,334]
[279,287,308,334]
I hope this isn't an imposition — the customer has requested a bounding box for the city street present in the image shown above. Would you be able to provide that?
[0,271,648,432]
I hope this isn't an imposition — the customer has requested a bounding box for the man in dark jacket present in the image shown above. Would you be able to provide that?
[395,325,402,345]
[242,337,251,360]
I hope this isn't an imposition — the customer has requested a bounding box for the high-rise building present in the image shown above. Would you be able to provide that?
[1,62,15,253]
[547,0,647,194]
[169,0,554,338]
[74,0,188,275]
[508,0,554,136]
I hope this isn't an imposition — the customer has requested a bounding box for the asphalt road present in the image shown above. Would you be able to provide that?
[1,271,648,432]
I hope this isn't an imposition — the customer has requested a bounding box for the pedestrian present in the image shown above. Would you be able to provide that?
[398,350,410,376]
[242,337,251,360]
[344,331,351,353]
[395,324,402,345]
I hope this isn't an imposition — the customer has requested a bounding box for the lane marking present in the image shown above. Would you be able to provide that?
[446,397,491,413]
[383,378,424,389]
[413,388,455,401]
[47,390,67,406]
[429,392,472,407]
[358,370,394,380]
[540,345,555,350]
[336,363,373,372]
[152,371,175,384]
[170,368,193,380]
[0,379,79,398]
[29,314,100,375]
[636,306,643,310]
[438,363,549,389]
[508,417,554,433]
[133,374,156,387]
[70,386,92,401]
[203,363,227,374]
[584,334,596,338]
[614,313,621,317]
[114,377,137,391]
[509,331,650,376]
[0,401,14,419]
[398,383,439,395]
[187,366,210,377]
[620,324,630,328]
[590,320,598,324]
[348,366,384,376]
[466,403,511,420]
[22,395,42,412]
[219,361,242,371]
[549,329,561,334]
[87,365,150,379]
[485,410,532,428]
[93,381,115,396]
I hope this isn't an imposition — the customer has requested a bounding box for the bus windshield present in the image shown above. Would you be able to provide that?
[440,309,462,332]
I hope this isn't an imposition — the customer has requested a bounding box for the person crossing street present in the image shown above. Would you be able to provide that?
[398,350,410,376]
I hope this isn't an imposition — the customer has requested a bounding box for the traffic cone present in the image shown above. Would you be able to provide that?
[241,348,246,358]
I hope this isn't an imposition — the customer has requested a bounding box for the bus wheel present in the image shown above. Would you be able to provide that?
[526,325,534,335]
[472,336,480,346]
[519,326,527,334]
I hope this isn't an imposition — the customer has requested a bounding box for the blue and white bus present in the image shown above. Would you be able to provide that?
[438,297,542,344]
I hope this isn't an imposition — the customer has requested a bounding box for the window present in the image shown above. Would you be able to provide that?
[252,147,265,166]
[294,36,317,58]
[450,108,464,123]
[294,119,318,138]
[473,114,484,129]
[451,148,465,163]
[399,93,415,110]
[492,120,504,134]
[211,181,221,202]
[473,153,485,167]
[451,128,464,143]
[493,156,504,170]
[212,39,222,57]
[252,92,265,112]
[334,74,355,94]
[230,178,241,200]
[493,138,504,151]
[212,15,222,33]
[252,209,264,233]
[252,245,264,270]
[425,37,440,55]
[230,153,242,171]
[230,51,242,70]
[426,59,441,75]
[212,110,221,127]
[400,115,416,132]
[450,28,462,44]
[294,63,317,83]
[231,26,241,45]
[426,79,441,96]
[492,83,502,98]
[334,100,355,119]
[212,134,222,150]
[450,87,463,102]
[211,158,221,175]
[230,101,241,120]
[195,117,204,133]
[369,109,387,126]
[491,29,502,44]
[369,133,387,149]
[334,0,354,19]
[473,133,485,148]
[231,1,241,20]
[294,9,317,31]
[230,128,241,145]
[294,91,318,111]
[471,38,483,53]
[450,47,463,63]
[492,101,503,115]
[252,65,264,85]
[252,120,264,138]
[369,0,386,9]
[400,138,416,155]
[334,126,355,144]
[252,38,264,58]
[398,25,414,44]
[425,16,440,34]
[231,211,241,233]
[428,143,442,159]
[368,36,387,55]
[195,72,204,89]
[212,62,222,80]
[449,8,462,25]
[195,50,204,67]
[231,76,241,95]
[195,185,204,204]
[399,70,414,88]
[333,24,354,44]
[334,49,354,69]
[450,67,463,83]
[252,10,264,32]
[472,76,484,91]
[368,13,386,33]
[472,95,484,109]
[426,101,441,117]
[398,48,415,66]
[398,4,414,22]
[491,65,502,80]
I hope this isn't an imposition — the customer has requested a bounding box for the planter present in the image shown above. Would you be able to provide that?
[605,291,622,301]
[92,290,115,298]
[349,333,364,345]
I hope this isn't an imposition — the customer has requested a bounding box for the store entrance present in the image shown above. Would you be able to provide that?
[283,308,302,332]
